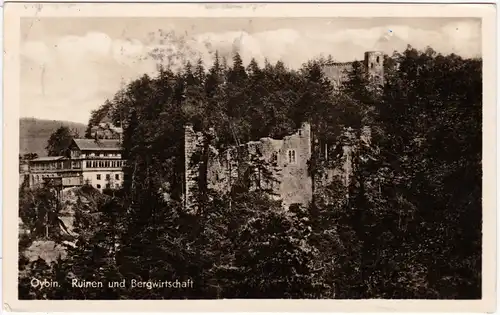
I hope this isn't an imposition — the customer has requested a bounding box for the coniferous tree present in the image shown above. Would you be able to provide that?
[45,126,77,157]
[21,45,481,300]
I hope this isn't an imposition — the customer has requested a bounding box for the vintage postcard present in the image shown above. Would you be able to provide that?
[3,2,497,313]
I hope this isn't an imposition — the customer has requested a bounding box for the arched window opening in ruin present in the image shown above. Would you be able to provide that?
[288,149,297,164]
[376,56,380,63]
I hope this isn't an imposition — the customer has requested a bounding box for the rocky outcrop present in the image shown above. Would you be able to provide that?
[23,240,68,265]
[20,185,107,265]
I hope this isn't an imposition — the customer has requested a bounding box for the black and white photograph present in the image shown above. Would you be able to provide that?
[3,2,496,312]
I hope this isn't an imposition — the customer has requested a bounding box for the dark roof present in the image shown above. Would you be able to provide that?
[72,139,121,151]
[30,156,66,162]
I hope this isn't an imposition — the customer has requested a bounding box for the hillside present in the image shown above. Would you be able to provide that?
[20,118,87,157]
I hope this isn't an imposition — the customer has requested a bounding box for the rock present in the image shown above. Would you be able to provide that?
[23,240,68,265]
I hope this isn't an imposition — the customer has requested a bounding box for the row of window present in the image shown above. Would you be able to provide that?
[95,183,120,189]
[32,165,82,171]
[32,173,121,182]
[31,160,124,170]
[96,173,120,181]
[85,160,125,168]
[32,173,57,181]
[270,149,297,164]
[31,162,68,171]
[73,151,121,158]
[82,152,121,158]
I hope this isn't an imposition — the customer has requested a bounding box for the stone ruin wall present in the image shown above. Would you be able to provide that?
[184,128,372,211]
[321,51,385,89]
[183,51,383,209]
[184,123,314,209]
[183,125,203,209]
[183,122,368,210]
[322,62,354,89]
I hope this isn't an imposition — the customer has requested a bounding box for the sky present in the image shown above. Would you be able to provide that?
[20,17,481,124]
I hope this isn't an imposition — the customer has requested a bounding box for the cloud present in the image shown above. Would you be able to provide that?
[21,20,481,124]
[438,20,481,56]
[21,33,159,123]
[112,38,146,66]
[21,41,52,64]
[56,32,113,58]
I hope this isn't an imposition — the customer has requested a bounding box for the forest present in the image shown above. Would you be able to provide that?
[18,46,482,299]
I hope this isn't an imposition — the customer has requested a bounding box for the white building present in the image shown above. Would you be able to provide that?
[69,139,125,191]
[27,139,125,192]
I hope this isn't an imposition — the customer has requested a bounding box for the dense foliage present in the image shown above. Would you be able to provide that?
[45,126,80,157]
[19,46,482,299]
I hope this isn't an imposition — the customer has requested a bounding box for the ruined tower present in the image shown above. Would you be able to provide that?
[322,50,385,89]
[364,51,384,87]
[184,124,203,210]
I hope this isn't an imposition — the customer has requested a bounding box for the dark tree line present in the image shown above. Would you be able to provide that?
[19,46,482,299]
[45,126,80,157]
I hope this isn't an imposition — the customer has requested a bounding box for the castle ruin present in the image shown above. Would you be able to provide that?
[183,51,384,209]
[322,51,384,88]
[184,122,315,209]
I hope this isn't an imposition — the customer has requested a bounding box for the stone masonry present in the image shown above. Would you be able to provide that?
[184,123,314,209]
[322,51,385,89]
[183,51,384,209]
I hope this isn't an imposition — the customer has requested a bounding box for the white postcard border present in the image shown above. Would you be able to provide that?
[3,3,497,313]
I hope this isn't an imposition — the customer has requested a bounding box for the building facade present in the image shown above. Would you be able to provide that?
[69,139,125,191]
[27,139,125,192]
[28,156,82,188]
